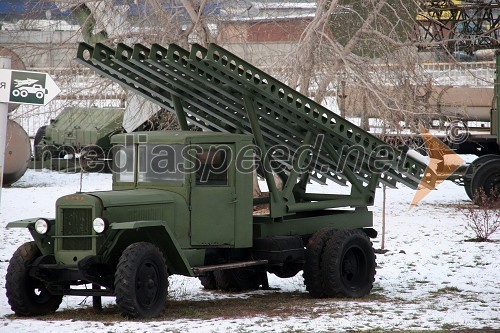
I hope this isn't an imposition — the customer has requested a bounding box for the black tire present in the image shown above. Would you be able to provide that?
[465,155,500,200]
[320,229,376,298]
[199,272,217,290]
[6,242,63,316]
[470,159,500,199]
[303,228,335,298]
[33,126,47,160]
[114,242,169,318]
[214,268,261,292]
[464,166,474,200]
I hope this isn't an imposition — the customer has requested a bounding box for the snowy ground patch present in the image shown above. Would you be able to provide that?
[0,169,499,332]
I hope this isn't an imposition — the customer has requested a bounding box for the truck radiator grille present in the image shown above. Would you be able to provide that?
[61,208,93,251]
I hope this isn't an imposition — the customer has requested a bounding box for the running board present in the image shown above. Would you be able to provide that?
[192,260,268,275]
[48,287,114,297]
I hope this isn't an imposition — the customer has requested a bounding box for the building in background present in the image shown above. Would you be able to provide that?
[0,0,316,68]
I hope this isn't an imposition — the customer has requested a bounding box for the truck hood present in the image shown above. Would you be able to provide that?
[86,189,178,207]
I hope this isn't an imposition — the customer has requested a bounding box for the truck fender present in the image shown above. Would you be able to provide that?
[6,217,53,229]
[6,218,56,255]
[104,220,193,276]
[362,228,378,239]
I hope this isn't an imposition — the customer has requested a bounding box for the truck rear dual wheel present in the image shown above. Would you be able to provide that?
[6,242,63,316]
[303,228,336,297]
[320,229,376,298]
[114,242,169,318]
[304,229,376,298]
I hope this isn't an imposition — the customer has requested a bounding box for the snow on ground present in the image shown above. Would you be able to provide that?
[0,169,499,332]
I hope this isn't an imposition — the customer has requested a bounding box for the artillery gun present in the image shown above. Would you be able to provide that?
[5,42,428,318]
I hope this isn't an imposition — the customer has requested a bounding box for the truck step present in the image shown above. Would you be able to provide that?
[49,287,114,297]
[192,260,268,275]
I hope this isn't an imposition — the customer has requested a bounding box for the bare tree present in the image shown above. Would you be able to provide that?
[278,1,429,134]
[5,0,224,134]
[3,1,496,141]
[459,188,500,241]
[276,0,495,145]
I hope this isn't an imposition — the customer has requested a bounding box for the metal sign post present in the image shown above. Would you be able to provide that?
[0,66,60,205]
[0,56,11,207]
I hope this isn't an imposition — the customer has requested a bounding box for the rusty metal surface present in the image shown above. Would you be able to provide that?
[3,120,31,186]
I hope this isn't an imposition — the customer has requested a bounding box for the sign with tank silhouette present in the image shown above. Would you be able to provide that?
[0,69,60,105]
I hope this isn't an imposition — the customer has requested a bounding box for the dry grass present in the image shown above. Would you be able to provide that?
[5,291,386,323]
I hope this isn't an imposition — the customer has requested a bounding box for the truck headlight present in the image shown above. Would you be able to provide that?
[34,219,49,234]
[92,217,108,234]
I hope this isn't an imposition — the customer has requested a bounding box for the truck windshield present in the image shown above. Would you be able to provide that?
[114,144,185,183]
[139,144,185,183]
[114,145,134,182]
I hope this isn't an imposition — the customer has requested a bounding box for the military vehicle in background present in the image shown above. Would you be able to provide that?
[33,107,124,172]
[455,50,500,200]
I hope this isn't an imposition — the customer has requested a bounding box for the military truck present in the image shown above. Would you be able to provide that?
[454,50,500,200]
[5,42,428,318]
[33,106,124,172]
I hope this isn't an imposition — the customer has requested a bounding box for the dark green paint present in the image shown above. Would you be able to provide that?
[43,107,124,148]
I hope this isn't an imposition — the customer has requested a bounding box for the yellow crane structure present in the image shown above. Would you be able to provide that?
[414,0,500,52]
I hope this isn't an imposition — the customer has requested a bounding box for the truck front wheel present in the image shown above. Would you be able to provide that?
[114,242,169,318]
[6,242,63,316]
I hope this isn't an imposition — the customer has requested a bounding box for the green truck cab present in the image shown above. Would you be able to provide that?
[7,131,261,317]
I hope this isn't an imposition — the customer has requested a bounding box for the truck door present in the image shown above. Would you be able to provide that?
[190,145,236,246]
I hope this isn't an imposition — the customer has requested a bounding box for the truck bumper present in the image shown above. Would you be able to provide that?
[30,254,115,293]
